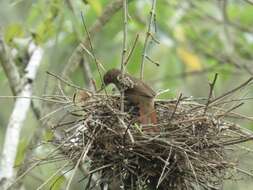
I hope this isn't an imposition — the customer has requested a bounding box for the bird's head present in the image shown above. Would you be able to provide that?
[103,68,121,85]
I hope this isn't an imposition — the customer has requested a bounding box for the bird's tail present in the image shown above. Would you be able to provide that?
[139,102,159,132]
[150,110,157,124]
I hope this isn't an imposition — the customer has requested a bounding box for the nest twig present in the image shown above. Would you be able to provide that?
[51,93,253,190]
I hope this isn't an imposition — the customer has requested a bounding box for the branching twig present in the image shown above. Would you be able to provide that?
[216,102,244,119]
[156,147,172,188]
[66,140,93,190]
[10,129,84,189]
[170,93,182,120]
[62,0,133,78]
[46,71,92,92]
[124,34,139,66]
[209,77,253,105]
[81,12,105,87]
[140,0,157,79]
[145,55,159,66]
[120,0,128,113]
[203,73,218,115]
[236,167,253,178]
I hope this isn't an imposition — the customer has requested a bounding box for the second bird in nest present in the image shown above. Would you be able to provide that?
[103,68,160,132]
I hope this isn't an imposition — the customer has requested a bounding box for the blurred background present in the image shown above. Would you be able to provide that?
[1,0,253,189]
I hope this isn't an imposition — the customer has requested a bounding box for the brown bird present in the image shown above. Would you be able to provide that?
[103,68,159,132]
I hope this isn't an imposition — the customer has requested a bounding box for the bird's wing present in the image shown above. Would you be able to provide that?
[126,77,156,98]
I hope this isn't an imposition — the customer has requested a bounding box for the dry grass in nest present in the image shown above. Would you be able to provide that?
[50,92,253,190]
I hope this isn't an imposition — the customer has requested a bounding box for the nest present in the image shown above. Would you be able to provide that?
[51,93,252,190]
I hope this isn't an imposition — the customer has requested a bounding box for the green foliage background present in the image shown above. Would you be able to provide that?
[1,0,253,189]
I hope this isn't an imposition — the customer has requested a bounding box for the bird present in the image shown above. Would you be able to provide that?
[103,68,159,132]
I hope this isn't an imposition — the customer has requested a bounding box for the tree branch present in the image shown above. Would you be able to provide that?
[62,0,133,78]
[120,0,128,113]
[203,73,218,115]
[0,36,21,95]
[0,42,43,190]
[140,0,157,79]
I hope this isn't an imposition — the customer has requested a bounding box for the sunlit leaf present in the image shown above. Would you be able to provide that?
[48,175,65,190]
[4,23,24,44]
[15,138,28,166]
[86,0,102,15]
[177,47,202,71]
[35,17,54,43]
[228,5,253,25]
[43,129,54,141]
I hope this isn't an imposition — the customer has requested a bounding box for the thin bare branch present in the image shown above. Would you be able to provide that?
[140,0,157,79]
[66,140,93,190]
[216,102,244,119]
[46,71,92,92]
[10,131,80,188]
[124,34,139,66]
[209,77,253,105]
[236,167,253,178]
[145,55,159,66]
[203,73,218,115]
[156,147,172,188]
[62,0,134,78]
[80,12,105,87]
[170,93,182,120]
[120,0,128,113]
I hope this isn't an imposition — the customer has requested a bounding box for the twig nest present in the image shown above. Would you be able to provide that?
[52,93,252,189]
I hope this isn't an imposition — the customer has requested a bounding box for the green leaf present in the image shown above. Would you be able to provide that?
[86,0,102,15]
[48,175,65,190]
[15,138,28,166]
[228,5,253,25]
[35,17,54,43]
[43,129,54,141]
[4,23,24,44]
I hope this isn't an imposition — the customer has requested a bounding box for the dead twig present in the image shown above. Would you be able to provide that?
[140,0,157,79]
[209,77,253,105]
[203,73,218,115]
